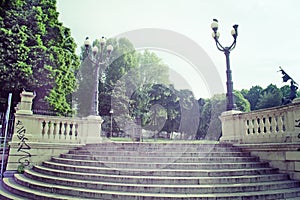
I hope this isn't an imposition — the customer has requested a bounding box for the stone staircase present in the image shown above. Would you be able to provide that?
[1,142,300,199]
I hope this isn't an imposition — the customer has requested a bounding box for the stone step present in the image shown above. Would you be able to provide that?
[2,142,300,199]
[51,156,269,170]
[85,142,226,148]
[79,143,241,151]
[68,149,251,157]
[1,178,84,200]
[60,153,259,163]
[31,165,289,185]
[0,181,25,200]
[15,172,300,195]
[10,174,299,198]
[3,176,300,200]
[42,160,279,177]
[81,144,241,152]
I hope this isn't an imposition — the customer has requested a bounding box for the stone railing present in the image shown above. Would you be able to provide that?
[220,98,300,144]
[220,99,300,181]
[12,114,103,144]
[5,91,104,175]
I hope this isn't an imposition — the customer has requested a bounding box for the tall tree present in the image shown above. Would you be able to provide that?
[0,0,79,114]
[198,92,250,140]
[177,89,199,139]
[137,50,169,86]
[205,94,226,140]
[256,84,282,109]
[76,37,138,117]
[280,85,290,99]
[196,98,211,140]
[110,80,132,137]
[234,90,250,112]
[130,84,179,138]
[242,86,263,111]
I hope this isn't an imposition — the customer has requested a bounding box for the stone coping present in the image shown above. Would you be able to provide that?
[233,142,300,151]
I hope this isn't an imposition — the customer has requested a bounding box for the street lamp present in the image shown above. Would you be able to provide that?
[109,109,113,138]
[84,36,113,116]
[211,19,238,111]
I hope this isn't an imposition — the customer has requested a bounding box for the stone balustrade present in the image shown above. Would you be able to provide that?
[12,114,102,144]
[220,98,300,144]
[220,99,300,180]
[5,90,104,175]
[40,118,79,141]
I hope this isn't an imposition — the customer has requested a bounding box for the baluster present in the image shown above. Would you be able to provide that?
[271,115,277,133]
[41,120,46,137]
[64,122,68,139]
[69,123,73,139]
[277,115,284,133]
[254,118,259,134]
[248,119,254,134]
[282,114,286,132]
[244,119,249,135]
[47,121,52,138]
[259,117,265,134]
[75,123,79,139]
[265,116,271,134]
[53,122,57,139]
[59,122,63,139]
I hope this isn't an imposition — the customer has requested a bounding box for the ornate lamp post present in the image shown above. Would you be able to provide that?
[211,19,238,111]
[84,37,113,116]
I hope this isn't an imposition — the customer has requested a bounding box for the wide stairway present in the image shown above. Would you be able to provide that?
[1,142,300,199]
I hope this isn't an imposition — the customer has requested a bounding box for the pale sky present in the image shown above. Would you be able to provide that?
[57,0,300,99]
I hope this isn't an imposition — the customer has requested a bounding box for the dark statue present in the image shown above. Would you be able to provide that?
[279,66,299,105]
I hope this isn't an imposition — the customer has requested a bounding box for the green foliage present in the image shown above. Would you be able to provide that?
[240,89,248,98]
[111,80,133,136]
[149,85,179,135]
[77,40,171,137]
[130,84,179,135]
[128,51,170,127]
[76,37,139,117]
[0,0,79,114]
[17,163,25,174]
[177,89,199,139]
[196,98,211,140]
[241,84,300,110]
[234,90,250,112]
[205,94,226,140]
[196,91,249,141]
[242,86,263,111]
[280,85,291,99]
[137,50,170,86]
[255,84,282,109]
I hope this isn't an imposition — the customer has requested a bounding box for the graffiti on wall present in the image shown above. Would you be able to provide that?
[15,120,31,166]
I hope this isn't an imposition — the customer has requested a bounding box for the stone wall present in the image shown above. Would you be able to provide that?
[234,143,300,181]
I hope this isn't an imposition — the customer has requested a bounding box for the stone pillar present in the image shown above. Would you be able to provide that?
[80,115,103,144]
[6,91,36,176]
[292,98,300,142]
[15,90,36,115]
[219,110,243,143]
